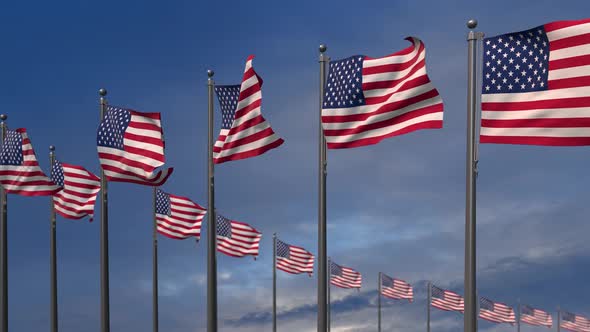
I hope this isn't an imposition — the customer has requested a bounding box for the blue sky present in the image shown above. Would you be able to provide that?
[1,0,590,331]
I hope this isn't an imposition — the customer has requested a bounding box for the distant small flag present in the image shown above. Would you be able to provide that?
[380,274,413,302]
[478,297,516,324]
[481,19,590,146]
[213,56,284,164]
[155,189,206,240]
[430,284,464,313]
[97,106,173,186]
[321,37,444,149]
[51,160,101,221]
[275,239,314,276]
[521,305,553,328]
[561,311,590,332]
[0,128,60,196]
[216,214,262,258]
[329,261,362,289]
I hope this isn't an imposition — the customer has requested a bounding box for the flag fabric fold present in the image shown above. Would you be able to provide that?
[155,189,206,240]
[561,311,590,332]
[320,37,444,149]
[329,260,362,289]
[380,274,413,302]
[478,297,516,324]
[481,18,590,146]
[430,284,464,313]
[51,160,101,221]
[276,239,314,276]
[97,106,173,186]
[0,128,60,196]
[216,214,262,258]
[521,305,553,328]
[213,55,284,164]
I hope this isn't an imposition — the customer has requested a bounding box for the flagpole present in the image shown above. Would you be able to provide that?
[206,69,218,332]
[427,282,431,332]
[318,43,329,332]
[517,299,520,332]
[49,146,58,332]
[0,113,7,332]
[272,233,277,332]
[557,307,560,332]
[152,187,158,332]
[377,272,381,332]
[98,89,110,332]
[465,19,481,332]
[327,256,331,332]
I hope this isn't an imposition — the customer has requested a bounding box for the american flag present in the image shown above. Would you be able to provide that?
[51,160,101,221]
[329,260,362,289]
[430,284,464,312]
[97,106,173,186]
[155,189,206,240]
[380,274,413,302]
[320,37,444,149]
[521,304,553,328]
[275,239,314,276]
[478,297,516,324]
[481,19,590,146]
[216,214,262,258]
[213,56,284,164]
[0,128,59,196]
[561,311,590,332]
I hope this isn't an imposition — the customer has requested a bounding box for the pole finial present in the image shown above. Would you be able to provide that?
[0,115,6,121]
[98,88,107,96]
[319,44,327,53]
[49,145,55,152]
[207,69,214,78]
[467,19,478,29]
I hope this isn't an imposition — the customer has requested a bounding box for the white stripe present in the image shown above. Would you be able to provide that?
[362,52,426,84]
[548,65,590,80]
[482,106,590,119]
[480,126,590,137]
[123,137,164,156]
[125,126,163,140]
[549,43,590,61]
[482,86,590,102]
[98,146,164,172]
[547,22,590,42]
[362,67,427,99]
[130,114,161,127]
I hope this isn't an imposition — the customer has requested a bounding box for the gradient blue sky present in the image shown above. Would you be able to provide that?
[2,0,590,331]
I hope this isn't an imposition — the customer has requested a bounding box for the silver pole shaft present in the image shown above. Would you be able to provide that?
[557,308,560,332]
[0,114,7,332]
[327,257,330,332]
[517,300,520,332]
[427,282,431,332]
[377,272,381,332]
[206,70,217,332]
[153,187,158,332]
[98,89,110,332]
[272,234,277,332]
[317,44,329,332]
[465,19,480,332]
[49,146,57,332]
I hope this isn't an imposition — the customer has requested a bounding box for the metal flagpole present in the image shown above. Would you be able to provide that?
[272,233,277,332]
[377,272,381,332]
[317,43,329,332]
[49,146,58,332]
[464,19,482,332]
[206,69,218,332]
[98,89,110,332]
[427,282,431,332]
[327,257,331,332]
[557,307,560,332]
[517,299,520,332]
[0,114,7,332]
[152,187,158,332]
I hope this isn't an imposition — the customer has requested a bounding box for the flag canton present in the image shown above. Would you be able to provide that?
[276,239,290,258]
[97,106,131,149]
[330,262,342,276]
[51,160,65,187]
[522,305,534,316]
[0,130,23,166]
[216,215,232,237]
[155,189,171,216]
[215,85,241,129]
[431,285,445,299]
[483,26,549,94]
[323,56,366,109]
[562,312,575,322]
[381,274,394,287]
[480,298,494,311]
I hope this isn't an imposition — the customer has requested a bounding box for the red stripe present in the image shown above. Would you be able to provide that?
[549,53,590,70]
[482,117,590,128]
[362,60,426,91]
[545,19,590,32]
[124,131,164,149]
[98,152,163,173]
[221,126,277,152]
[128,110,161,119]
[362,43,424,75]
[549,33,590,51]
[127,121,162,132]
[233,97,262,121]
[214,138,284,164]
[482,96,590,111]
[365,75,432,105]
[101,164,173,186]
[157,229,198,240]
[480,135,590,146]
[549,76,590,90]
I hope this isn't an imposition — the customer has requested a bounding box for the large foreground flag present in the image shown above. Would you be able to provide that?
[0,128,59,196]
[216,215,262,258]
[51,160,101,220]
[481,19,590,146]
[521,305,553,328]
[478,297,516,324]
[561,311,590,332]
[380,274,413,302]
[155,189,206,240]
[329,261,362,289]
[430,284,464,313]
[97,106,173,186]
[320,37,444,149]
[213,56,284,164]
[276,239,314,275]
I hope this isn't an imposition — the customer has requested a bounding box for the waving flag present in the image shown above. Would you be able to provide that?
[155,189,206,240]
[216,215,262,258]
[380,274,413,302]
[97,106,173,186]
[329,261,362,289]
[481,19,590,146]
[478,297,516,324]
[521,305,553,328]
[430,284,464,312]
[276,239,314,275]
[321,37,444,149]
[561,311,590,332]
[51,160,100,220]
[0,128,59,196]
[213,56,284,164]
